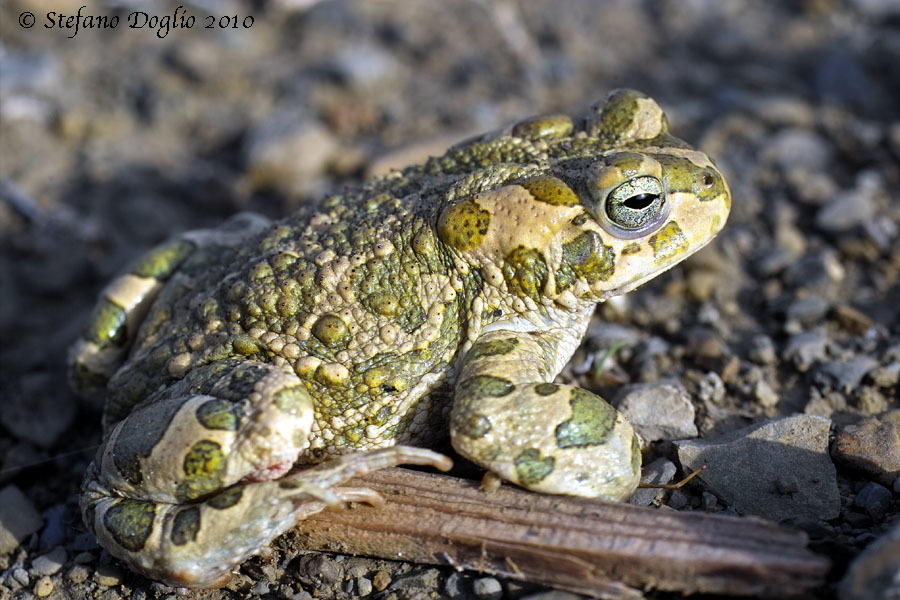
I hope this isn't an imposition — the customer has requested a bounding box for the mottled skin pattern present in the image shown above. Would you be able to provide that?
[69,90,731,587]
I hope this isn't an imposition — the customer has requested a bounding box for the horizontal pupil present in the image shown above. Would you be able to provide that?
[623,193,658,210]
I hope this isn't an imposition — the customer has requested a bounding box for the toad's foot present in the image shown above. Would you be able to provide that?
[82,446,451,588]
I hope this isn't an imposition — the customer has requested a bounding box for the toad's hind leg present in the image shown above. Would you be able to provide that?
[82,445,451,588]
[81,360,451,587]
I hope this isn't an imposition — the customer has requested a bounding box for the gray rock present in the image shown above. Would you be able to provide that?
[629,458,677,506]
[816,189,876,232]
[749,334,777,365]
[832,411,900,487]
[615,381,698,441]
[783,331,827,372]
[30,546,66,576]
[243,111,339,196]
[813,357,879,393]
[390,569,441,592]
[839,522,900,600]
[356,577,372,596]
[853,482,892,521]
[783,252,844,294]
[786,296,830,326]
[868,363,900,388]
[444,572,471,598]
[472,577,502,599]
[0,372,76,447]
[675,415,840,521]
[0,486,43,554]
[762,129,832,172]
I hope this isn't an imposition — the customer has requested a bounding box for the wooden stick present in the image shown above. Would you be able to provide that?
[286,468,830,598]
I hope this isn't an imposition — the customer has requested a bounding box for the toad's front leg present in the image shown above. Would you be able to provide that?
[450,329,641,501]
[82,361,451,588]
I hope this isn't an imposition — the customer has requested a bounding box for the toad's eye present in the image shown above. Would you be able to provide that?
[605,176,664,230]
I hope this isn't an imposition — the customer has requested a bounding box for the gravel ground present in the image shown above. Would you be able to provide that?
[1,1,898,599]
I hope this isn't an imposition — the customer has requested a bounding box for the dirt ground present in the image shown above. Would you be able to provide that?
[1,1,898,599]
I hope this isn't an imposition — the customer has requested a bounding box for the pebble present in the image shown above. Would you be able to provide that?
[0,485,43,554]
[785,296,830,326]
[697,371,726,405]
[444,572,470,598]
[815,188,876,232]
[753,378,780,408]
[356,576,373,596]
[243,112,339,196]
[783,331,827,372]
[33,576,53,597]
[868,363,900,388]
[298,554,341,585]
[30,546,66,576]
[839,522,900,600]
[783,252,844,294]
[748,334,777,365]
[389,569,441,592]
[472,576,503,599]
[0,372,76,447]
[701,492,720,511]
[92,563,124,587]
[832,304,874,334]
[853,482,892,521]
[832,411,900,487]
[13,567,29,587]
[675,415,840,521]
[813,357,879,393]
[630,458,677,506]
[38,505,69,550]
[372,570,391,591]
[762,128,832,172]
[66,564,90,585]
[615,381,698,441]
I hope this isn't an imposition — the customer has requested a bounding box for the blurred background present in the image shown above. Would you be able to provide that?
[1,1,898,598]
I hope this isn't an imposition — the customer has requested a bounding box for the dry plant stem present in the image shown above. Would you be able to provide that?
[288,468,830,598]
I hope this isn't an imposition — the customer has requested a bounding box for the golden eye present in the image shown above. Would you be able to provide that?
[605,176,664,230]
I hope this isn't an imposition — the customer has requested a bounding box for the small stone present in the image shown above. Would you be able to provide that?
[697,371,726,405]
[832,304,874,334]
[749,334,777,365]
[38,505,68,550]
[783,331,827,372]
[754,379,780,409]
[389,569,441,592]
[675,415,840,521]
[701,492,719,511]
[93,564,124,587]
[684,327,725,359]
[66,564,90,584]
[868,363,900,388]
[667,489,689,510]
[472,577,502,600]
[813,357,879,393]
[630,458,678,506]
[251,580,270,595]
[31,546,66,576]
[72,533,99,551]
[243,112,339,197]
[816,188,875,232]
[839,522,900,600]
[0,485,43,554]
[356,577,373,596]
[853,482,892,521]
[615,381,698,441]
[786,296,830,326]
[13,567,29,587]
[444,572,471,598]
[762,129,832,172]
[298,554,341,585]
[33,576,53,597]
[372,570,391,591]
[72,551,94,564]
[832,411,900,487]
